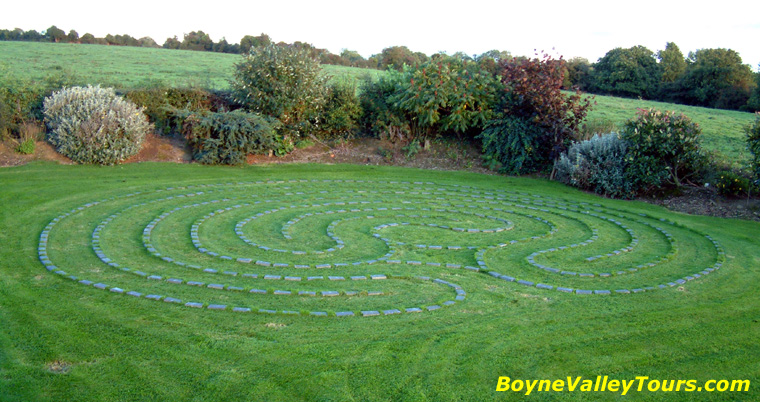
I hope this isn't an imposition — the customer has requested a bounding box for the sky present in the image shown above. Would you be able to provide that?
[3,0,759,70]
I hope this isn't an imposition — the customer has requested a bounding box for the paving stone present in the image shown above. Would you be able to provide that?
[336,311,355,317]
[274,290,291,295]
[207,304,226,310]
[187,281,204,286]
[322,291,339,297]
[228,286,244,292]
[126,291,142,297]
[285,276,301,281]
[557,287,574,293]
[362,310,380,317]
[345,291,358,296]
[185,302,203,308]
[426,305,441,311]
[167,278,183,284]
[406,307,423,313]
[328,276,345,281]
[259,309,277,314]
[145,294,163,300]
[264,275,281,280]
[93,283,107,290]
[575,290,593,295]
[298,291,316,296]
[207,284,225,290]
[536,283,553,290]
[517,280,534,287]
[148,275,162,281]
[615,289,631,294]
[351,276,367,280]
[164,297,182,303]
[367,291,383,296]
[371,275,387,280]
[594,290,611,295]
[250,289,267,294]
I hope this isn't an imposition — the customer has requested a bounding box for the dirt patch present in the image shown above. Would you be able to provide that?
[45,360,72,374]
[2,134,757,222]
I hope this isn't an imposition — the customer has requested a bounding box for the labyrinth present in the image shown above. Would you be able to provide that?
[37,178,727,318]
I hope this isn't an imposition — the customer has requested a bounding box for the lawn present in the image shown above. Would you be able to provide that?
[1,162,758,401]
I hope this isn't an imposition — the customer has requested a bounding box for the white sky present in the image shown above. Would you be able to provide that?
[3,0,759,69]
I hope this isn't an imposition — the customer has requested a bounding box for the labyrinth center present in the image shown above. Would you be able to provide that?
[38,179,725,317]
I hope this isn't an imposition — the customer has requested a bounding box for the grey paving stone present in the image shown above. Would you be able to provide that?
[307,276,324,281]
[557,287,574,293]
[93,283,107,290]
[351,276,367,280]
[426,305,441,311]
[187,281,204,286]
[345,291,358,296]
[336,311,355,317]
[249,289,267,294]
[362,310,380,317]
[145,294,163,300]
[274,290,291,295]
[298,291,316,296]
[406,307,423,313]
[285,276,301,281]
[367,291,383,296]
[207,304,226,310]
[615,289,631,294]
[575,289,593,295]
[264,275,281,280]
[207,284,225,290]
[371,275,387,280]
[309,311,328,317]
[322,291,339,297]
[443,301,456,306]
[148,275,162,281]
[632,288,646,293]
[328,276,345,281]
[517,280,534,287]
[164,297,182,303]
[228,286,244,292]
[594,290,611,295]
[185,302,203,308]
[536,283,553,290]
[167,278,183,284]
[259,309,277,314]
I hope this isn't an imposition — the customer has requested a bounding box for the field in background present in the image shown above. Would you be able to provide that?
[2,41,756,165]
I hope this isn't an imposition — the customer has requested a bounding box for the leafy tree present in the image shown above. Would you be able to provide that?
[495,53,594,176]
[747,66,760,112]
[591,46,661,99]
[80,33,96,44]
[67,30,79,43]
[675,48,755,110]
[658,42,686,83]
[163,36,181,50]
[391,56,499,139]
[44,25,66,43]
[232,43,329,138]
[180,31,213,51]
[240,34,271,54]
[563,57,592,90]
[377,46,427,71]
[138,37,158,48]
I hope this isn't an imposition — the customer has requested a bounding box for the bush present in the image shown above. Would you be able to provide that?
[15,138,35,155]
[748,114,760,183]
[321,81,361,138]
[358,72,410,141]
[179,109,278,165]
[43,85,151,165]
[125,86,231,135]
[478,116,547,175]
[622,108,705,191]
[554,134,635,199]
[714,170,751,197]
[232,43,328,139]
[391,55,499,140]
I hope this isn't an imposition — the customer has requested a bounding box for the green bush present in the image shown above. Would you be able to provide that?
[43,85,151,165]
[232,43,328,139]
[714,171,751,197]
[478,116,547,175]
[179,109,278,165]
[391,55,499,139]
[554,134,635,199]
[622,108,705,191]
[747,114,760,183]
[358,72,410,141]
[321,81,361,138]
[125,86,231,135]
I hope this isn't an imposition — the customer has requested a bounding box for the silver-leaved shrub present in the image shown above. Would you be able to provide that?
[43,85,151,165]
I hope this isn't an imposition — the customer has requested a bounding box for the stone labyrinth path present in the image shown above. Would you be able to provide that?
[38,179,725,318]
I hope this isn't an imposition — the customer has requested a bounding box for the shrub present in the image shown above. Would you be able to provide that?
[747,114,760,183]
[43,85,151,165]
[714,170,751,197]
[358,72,410,141]
[321,81,361,138]
[497,53,594,175]
[478,116,547,175]
[15,138,35,155]
[391,56,499,140]
[554,134,635,199]
[622,108,705,190]
[232,43,328,139]
[179,109,278,165]
[125,86,231,135]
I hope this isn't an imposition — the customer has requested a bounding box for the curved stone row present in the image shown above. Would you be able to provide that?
[38,179,726,318]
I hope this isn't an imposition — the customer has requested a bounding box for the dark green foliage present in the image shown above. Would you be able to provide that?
[714,170,751,197]
[554,134,634,198]
[672,49,755,110]
[358,72,410,141]
[391,56,499,140]
[240,34,271,54]
[180,31,214,52]
[125,87,232,135]
[232,43,328,139]
[591,46,662,99]
[44,25,66,43]
[162,36,181,49]
[563,57,593,90]
[658,42,686,83]
[321,82,361,137]
[622,108,705,190]
[376,46,428,71]
[180,110,278,165]
[478,116,546,175]
[747,114,760,182]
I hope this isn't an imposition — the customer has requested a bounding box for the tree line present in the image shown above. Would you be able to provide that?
[2,26,758,112]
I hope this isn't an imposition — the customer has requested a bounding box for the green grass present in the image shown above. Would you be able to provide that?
[587,94,757,168]
[1,161,758,401]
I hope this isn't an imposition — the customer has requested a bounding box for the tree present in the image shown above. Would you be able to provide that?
[563,57,592,90]
[180,31,213,51]
[747,66,760,112]
[67,30,79,43]
[138,37,159,48]
[240,33,271,54]
[80,33,96,44]
[378,46,426,71]
[591,46,661,99]
[44,25,66,43]
[657,42,686,83]
[163,36,181,50]
[677,48,755,110]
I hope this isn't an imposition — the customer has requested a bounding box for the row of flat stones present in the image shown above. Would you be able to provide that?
[38,179,725,315]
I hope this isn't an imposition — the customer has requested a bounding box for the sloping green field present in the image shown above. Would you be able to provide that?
[2,41,755,166]
[1,162,758,401]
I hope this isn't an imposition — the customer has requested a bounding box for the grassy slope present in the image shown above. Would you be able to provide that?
[4,41,756,166]
[0,162,758,401]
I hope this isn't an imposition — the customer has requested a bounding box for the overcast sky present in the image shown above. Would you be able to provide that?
[3,0,759,69]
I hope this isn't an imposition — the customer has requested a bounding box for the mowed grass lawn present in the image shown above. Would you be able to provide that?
[0,161,758,401]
